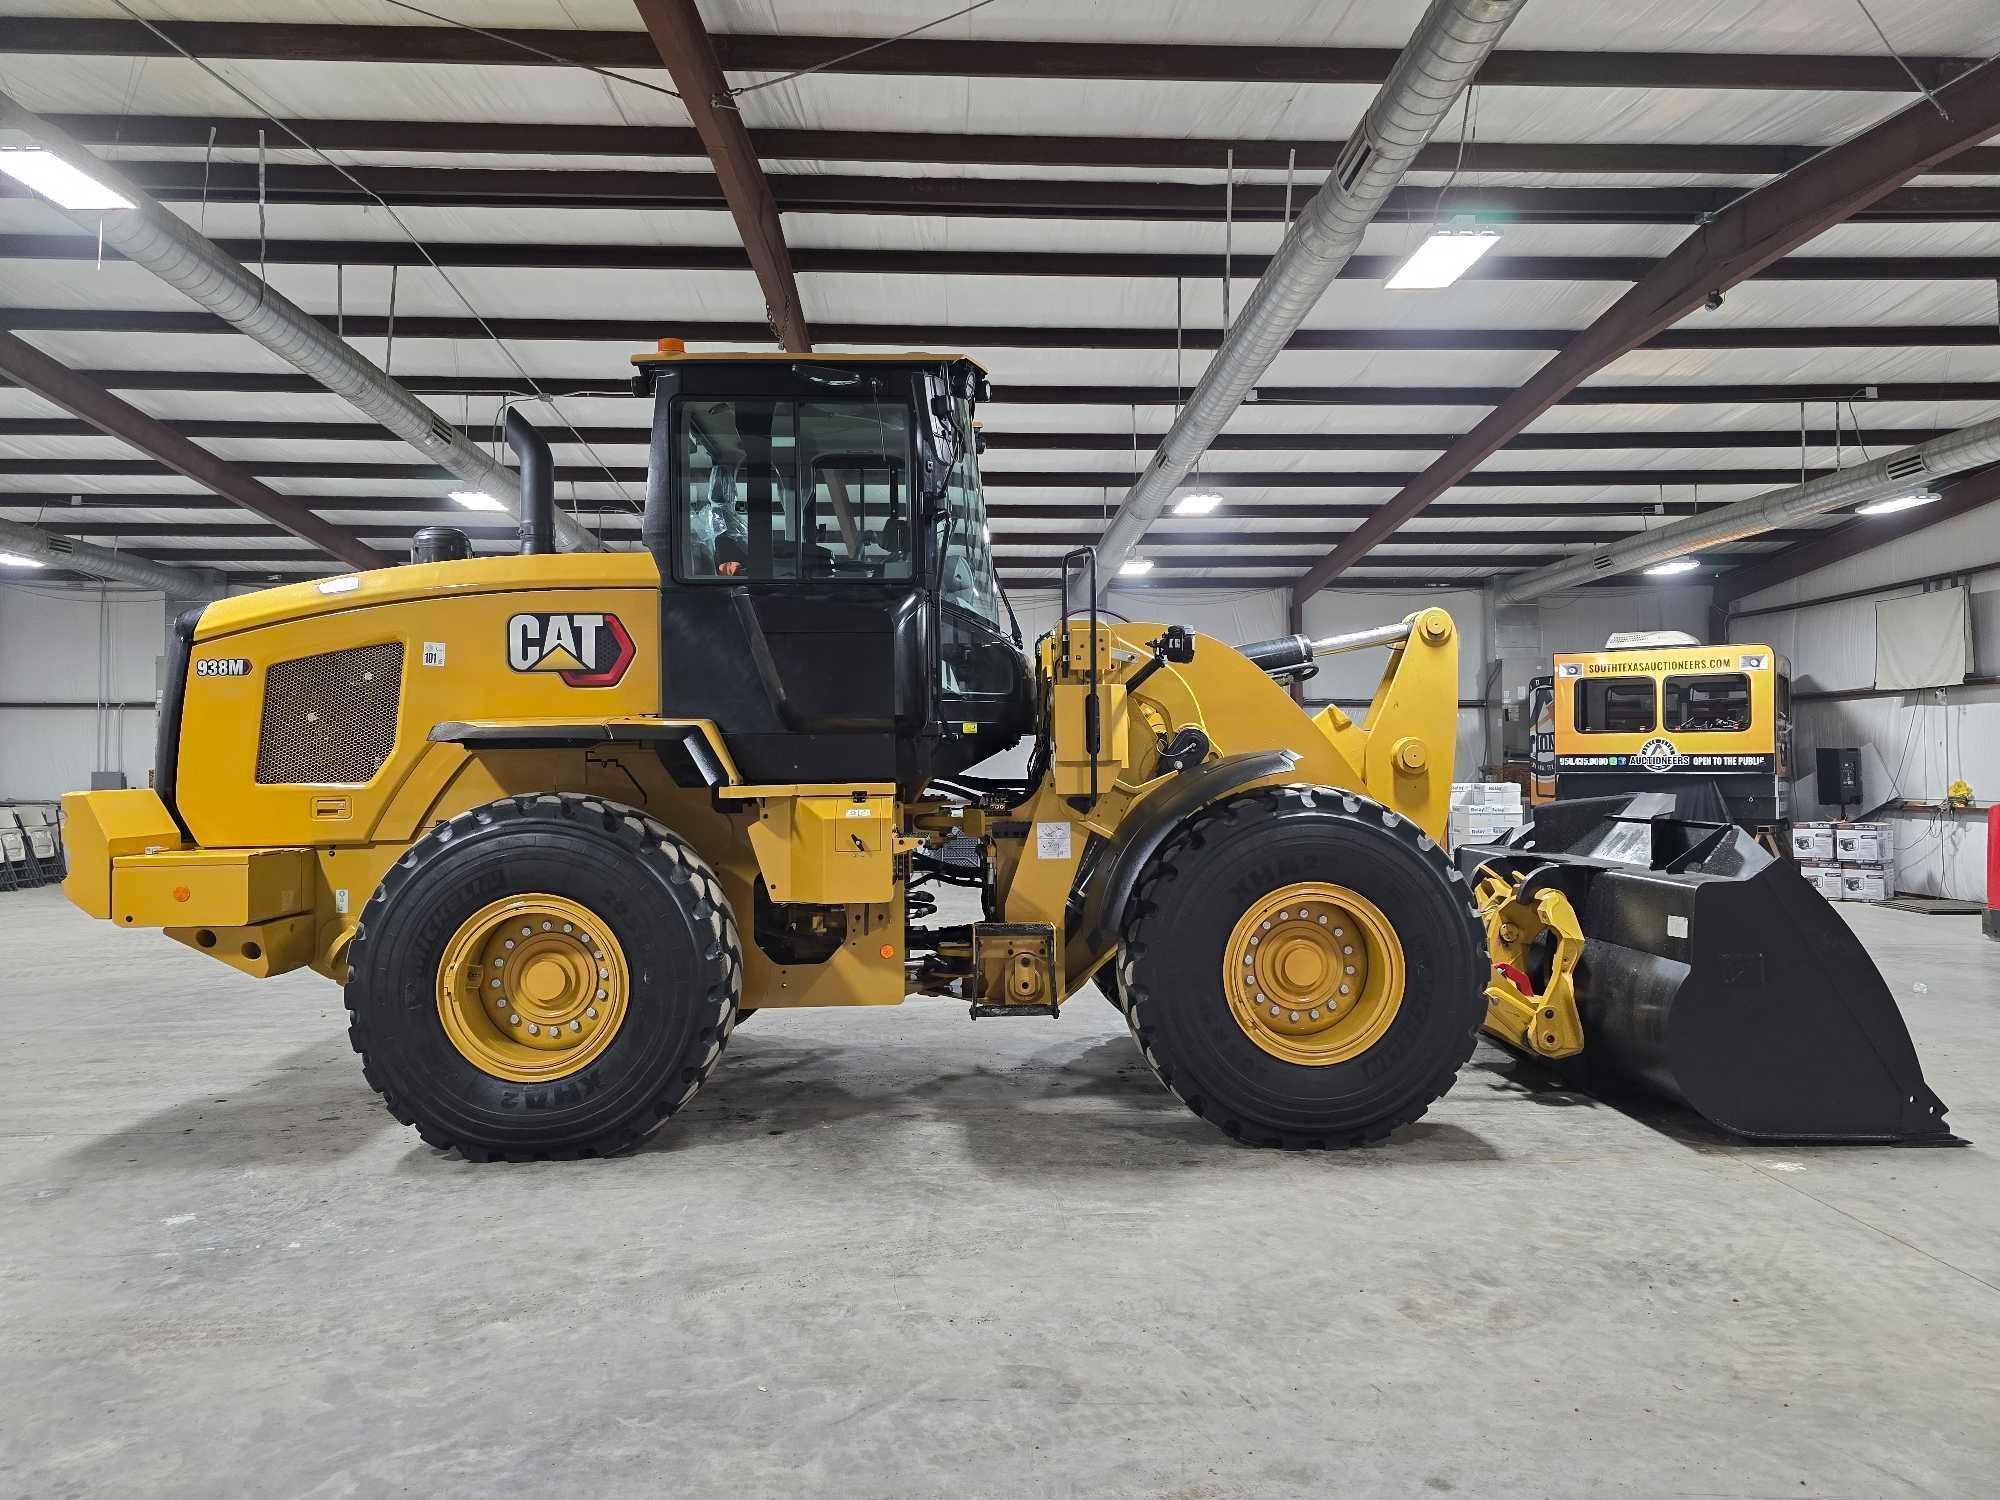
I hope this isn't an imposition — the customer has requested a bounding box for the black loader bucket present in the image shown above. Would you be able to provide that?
[1460,791,1958,1144]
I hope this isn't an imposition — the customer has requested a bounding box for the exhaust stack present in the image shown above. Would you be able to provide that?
[504,409,555,556]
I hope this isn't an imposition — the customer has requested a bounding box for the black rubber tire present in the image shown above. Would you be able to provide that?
[1117,784,1484,1148]
[344,793,742,1161]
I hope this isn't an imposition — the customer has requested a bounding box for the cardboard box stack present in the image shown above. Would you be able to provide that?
[1835,822,1894,903]
[1796,820,1894,901]
[1451,782,1527,848]
[1791,821,1841,899]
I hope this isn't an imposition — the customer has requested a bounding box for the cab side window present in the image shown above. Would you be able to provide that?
[1574,676,1656,734]
[678,398,912,582]
[1664,673,1751,732]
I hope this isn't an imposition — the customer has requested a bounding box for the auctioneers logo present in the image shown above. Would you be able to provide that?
[1636,736,1683,774]
[506,612,635,687]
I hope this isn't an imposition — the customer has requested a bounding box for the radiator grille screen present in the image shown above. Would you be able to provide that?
[256,642,404,784]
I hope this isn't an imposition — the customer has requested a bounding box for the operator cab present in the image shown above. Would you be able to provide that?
[632,344,1032,793]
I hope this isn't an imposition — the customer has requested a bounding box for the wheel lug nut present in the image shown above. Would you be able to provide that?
[1289,1010,1300,1022]
[509,1014,521,1026]
[585,1007,598,1019]
[528,1023,540,1036]
[595,989,607,1001]
[570,1021,582,1033]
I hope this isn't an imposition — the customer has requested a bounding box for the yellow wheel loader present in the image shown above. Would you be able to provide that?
[58,348,1954,1158]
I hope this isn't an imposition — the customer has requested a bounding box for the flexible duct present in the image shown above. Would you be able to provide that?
[1492,413,2000,604]
[0,518,218,592]
[0,93,599,552]
[1092,0,1528,588]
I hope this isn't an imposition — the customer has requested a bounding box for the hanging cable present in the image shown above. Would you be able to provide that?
[384,264,398,378]
[1844,400,1874,462]
[723,0,1003,100]
[375,0,681,101]
[1222,147,1234,332]
[256,127,267,306]
[198,123,215,235]
[1852,0,1950,120]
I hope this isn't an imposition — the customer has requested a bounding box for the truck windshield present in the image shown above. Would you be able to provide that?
[677,397,913,582]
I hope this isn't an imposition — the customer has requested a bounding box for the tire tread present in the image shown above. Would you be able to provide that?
[1118,784,1483,1150]
[344,792,742,1162]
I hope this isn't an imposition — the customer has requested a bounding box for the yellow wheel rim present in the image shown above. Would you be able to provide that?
[436,894,630,1083]
[1222,881,1405,1066]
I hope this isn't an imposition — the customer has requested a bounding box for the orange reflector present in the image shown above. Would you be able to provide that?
[172,885,191,903]
[879,944,896,960]
[656,336,685,354]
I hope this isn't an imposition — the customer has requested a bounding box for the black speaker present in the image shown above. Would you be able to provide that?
[1816,748,1862,804]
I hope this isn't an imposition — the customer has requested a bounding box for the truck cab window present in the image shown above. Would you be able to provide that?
[1664,673,1751,732]
[679,398,912,582]
[1575,676,1656,734]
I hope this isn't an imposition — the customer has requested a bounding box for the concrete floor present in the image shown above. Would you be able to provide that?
[3,883,1997,1498]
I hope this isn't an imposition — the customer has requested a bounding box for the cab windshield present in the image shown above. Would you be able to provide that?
[938,401,1003,625]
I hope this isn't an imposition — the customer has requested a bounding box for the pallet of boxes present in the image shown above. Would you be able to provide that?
[1793,819,1893,904]
[1451,781,1528,848]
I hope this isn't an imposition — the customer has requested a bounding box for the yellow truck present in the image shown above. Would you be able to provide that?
[1551,639,1793,827]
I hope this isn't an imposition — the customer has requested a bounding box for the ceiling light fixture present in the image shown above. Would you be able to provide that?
[0,147,132,211]
[1173,491,1223,516]
[1386,226,1500,290]
[1855,489,1939,517]
[1643,557,1701,576]
[449,489,508,512]
[0,550,49,568]
[1119,557,1155,577]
